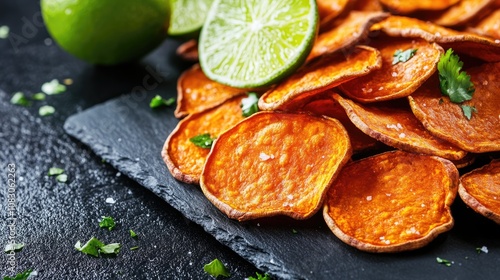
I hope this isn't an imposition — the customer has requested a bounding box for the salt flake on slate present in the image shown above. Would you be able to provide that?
[105,197,116,204]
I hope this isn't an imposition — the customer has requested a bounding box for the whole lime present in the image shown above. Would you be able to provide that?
[41,0,170,65]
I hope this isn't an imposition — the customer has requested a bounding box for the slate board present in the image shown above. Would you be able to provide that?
[64,79,500,279]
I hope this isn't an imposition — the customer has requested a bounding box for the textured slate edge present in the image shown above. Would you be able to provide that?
[63,98,300,280]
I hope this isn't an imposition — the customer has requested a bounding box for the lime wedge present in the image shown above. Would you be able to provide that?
[168,0,214,37]
[199,0,318,88]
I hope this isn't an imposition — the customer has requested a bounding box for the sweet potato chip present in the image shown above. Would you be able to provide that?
[468,9,500,39]
[175,64,247,118]
[307,11,389,61]
[378,0,460,14]
[258,46,382,111]
[459,160,500,224]
[200,111,352,221]
[339,38,443,102]
[333,94,467,160]
[409,63,500,153]
[176,39,199,61]
[317,0,350,28]
[163,95,246,184]
[372,16,500,62]
[351,0,384,11]
[324,150,459,253]
[451,153,477,168]
[432,0,496,27]
[283,90,380,153]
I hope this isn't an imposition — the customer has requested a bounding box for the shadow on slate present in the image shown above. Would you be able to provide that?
[63,88,500,279]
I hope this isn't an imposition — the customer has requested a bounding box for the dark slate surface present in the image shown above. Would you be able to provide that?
[0,1,259,279]
[63,55,500,279]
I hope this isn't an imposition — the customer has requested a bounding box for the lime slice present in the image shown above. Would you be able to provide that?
[168,0,214,37]
[199,0,318,88]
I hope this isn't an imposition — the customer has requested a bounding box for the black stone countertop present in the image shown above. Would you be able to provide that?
[0,1,259,279]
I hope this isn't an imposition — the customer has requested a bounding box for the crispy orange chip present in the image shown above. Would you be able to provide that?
[324,150,459,253]
[468,9,500,39]
[409,63,500,153]
[432,0,496,27]
[372,15,500,62]
[258,46,382,111]
[459,160,500,224]
[163,95,246,184]
[378,0,460,14]
[308,11,389,61]
[351,0,384,11]
[283,90,380,153]
[174,64,247,118]
[339,38,443,102]
[200,111,352,221]
[317,0,350,28]
[333,94,467,160]
[176,39,199,61]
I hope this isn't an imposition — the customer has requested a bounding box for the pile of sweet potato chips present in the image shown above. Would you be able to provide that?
[164,0,500,253]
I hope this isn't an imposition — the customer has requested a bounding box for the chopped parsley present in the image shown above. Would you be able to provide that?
[248,272,272,280]
[4,243,24,253]
[241,92,259,117]
[39,105,55,117]
[99,216,116,231]
[436,257,452,266]
[10,92,31,107]
[292,229,298,234]
[130,246,139,251]
[203,258,230,278]
[3,269,33,280]
[41,79,66,95]
[75,237,120,257]
[129,229,138,238]
[438,49,476,119]
[392,49,417,65]
[190,133,216,149]
[150,95,175,109]
[48,167,65,176]
[0,25,9,39]
[32,92,46,101]
[476,246,488,254]
[56,174,68,183]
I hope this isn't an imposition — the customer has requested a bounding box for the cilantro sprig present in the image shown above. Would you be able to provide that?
[437,49,476,119]
[203,259,230,278]
[150,95,175,109]
[241,92,259,117]
[393,48,417,65]
[3,269,33,280]
[190,133,216,149]
[75,237,120,257]
[99,216,116,231]
[436,257,452,266]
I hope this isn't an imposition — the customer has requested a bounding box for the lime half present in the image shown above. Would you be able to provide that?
[168,0,214,37]
[199,0,318,88]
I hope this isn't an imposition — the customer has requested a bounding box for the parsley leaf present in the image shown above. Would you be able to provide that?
[56,174,68,183]
[32,93,46,101]
[461,105,477,120]
[41,79,66,95]
[129,229,138,238]
[48,167,65,176]
[10,92,31,107]
[150,95,175,108]
[3,269,33,280]
[75,237,120,257]
[190,133,216,149]
[241,92,259,117]
[392,49,417,65]
[436,257,452,266]
[203,259,230,278]
[130,246,139,251]
[438,49,475,103]
[100,243,121,254]
[99,216,116,231]
[248,272,272,280]
[4,243,24,253]
[39,105,55,117]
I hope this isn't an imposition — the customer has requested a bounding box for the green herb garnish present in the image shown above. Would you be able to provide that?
[99,216,116,231]
[241,92,259,117]
[32,92,46,101]
[392,49,417,65]
[436,257,452,266]
[438,49,475,103]
[75,237,120,257]
[39,105,55,117]
[56,174,68,183]
[10,92,31,107]
[129,229,137,238]
[150,95,175,109]
[190,133,216,149]
[48,167,65,176]
[3,269,33,280]
[0,25,9,39]
[4,243,24,253]
[130,246,139,251]
[203,259,230,278]
[248,272,272,280]
[460,105,477,120]
[41,79,66,95]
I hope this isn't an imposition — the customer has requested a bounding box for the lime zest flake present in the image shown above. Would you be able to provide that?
[99,216,116,231]
[0,25,9,39]
[392,48,417,65]
[10,92,31,107]
[41,79,67,95]
[150,95,175,109]
[39,105,55,116]
[203,258,230,278]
